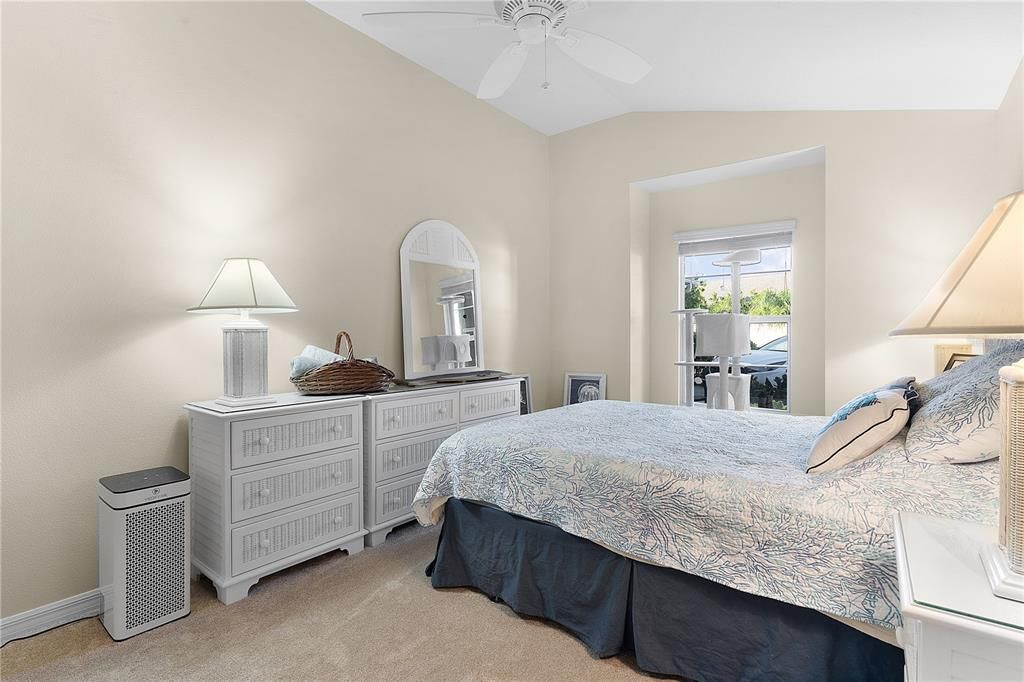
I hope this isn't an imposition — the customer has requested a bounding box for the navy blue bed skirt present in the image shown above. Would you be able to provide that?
[427,499,904,681]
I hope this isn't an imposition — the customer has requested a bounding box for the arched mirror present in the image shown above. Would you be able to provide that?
[400,220,484,380]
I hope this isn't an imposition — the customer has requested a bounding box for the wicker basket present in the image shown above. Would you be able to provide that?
[291,331,395,395]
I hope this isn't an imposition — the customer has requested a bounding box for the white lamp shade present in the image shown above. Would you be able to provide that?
[891,191,1024,337]
[188,258,297,314]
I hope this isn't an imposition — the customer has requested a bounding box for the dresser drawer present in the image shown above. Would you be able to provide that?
[230,405,360,469]
[231,492,360,576]
[230,449,360,523]
[374,392,458,439]
[374,473,425,526]
[375,428,456,483]
[460,384,519,422]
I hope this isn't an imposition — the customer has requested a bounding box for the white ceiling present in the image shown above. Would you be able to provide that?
[312,1,1024,136]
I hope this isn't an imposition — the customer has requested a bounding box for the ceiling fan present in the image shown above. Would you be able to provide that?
[362,0,652,99]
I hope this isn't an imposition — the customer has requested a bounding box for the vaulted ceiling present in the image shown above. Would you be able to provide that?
[313,1,1024,135]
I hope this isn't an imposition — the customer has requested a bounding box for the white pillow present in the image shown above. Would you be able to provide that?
[905,341,1024,464]
[806,388,911,473]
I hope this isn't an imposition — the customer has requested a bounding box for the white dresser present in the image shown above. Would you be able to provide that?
[362,378,521,546]
[185,393,367,604]
[895,512,1024,682]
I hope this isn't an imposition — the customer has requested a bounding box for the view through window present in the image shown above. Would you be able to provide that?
[682,244,792,411]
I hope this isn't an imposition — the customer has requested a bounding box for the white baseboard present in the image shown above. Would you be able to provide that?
[0,589,103,646]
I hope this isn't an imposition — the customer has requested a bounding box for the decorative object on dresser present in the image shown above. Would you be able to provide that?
[188,258,297,407]
[291,331,395,395]
[185,393,366,604]
[891,190,1024,602]
[564,372,606,406]
[362,378,521,546]
[894,512,1023,681]
[400,219,485,380]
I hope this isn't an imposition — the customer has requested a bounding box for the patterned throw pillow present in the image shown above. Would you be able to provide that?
[905,341,1024,464]
[806,387,912,473]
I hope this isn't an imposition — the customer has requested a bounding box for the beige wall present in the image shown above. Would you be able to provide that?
[1,1,551,617]
[996,59,1024,193]
[627,186,651,402]
[548,111,1007,411]
[647,164,826,415]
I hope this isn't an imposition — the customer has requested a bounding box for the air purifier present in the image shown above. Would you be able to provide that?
[97,466,191,640]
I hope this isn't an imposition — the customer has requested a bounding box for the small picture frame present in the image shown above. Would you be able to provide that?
[517,375,533,415]
[943,352,977,372]
[564,372,607,406]
[504,374,534,415]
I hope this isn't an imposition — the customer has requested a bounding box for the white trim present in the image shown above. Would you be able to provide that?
[0,589,103,646]
[673,219,796,246]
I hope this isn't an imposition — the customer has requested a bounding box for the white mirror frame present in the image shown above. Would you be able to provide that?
[400,219,485,380]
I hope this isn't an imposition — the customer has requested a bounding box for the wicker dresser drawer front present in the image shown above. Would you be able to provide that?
[231,493,359,576]
[230,449,360,523]
[375,473,425,525]
[375,428,456,483]
[374,393,458,439]
[230,405,360,469]
[460,384,520,422]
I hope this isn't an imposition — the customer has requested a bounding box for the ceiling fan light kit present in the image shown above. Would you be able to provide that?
[362,0,652,99]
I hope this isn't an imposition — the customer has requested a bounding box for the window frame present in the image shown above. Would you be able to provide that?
[676,221,796,413]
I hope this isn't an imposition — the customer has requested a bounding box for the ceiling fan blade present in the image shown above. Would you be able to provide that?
[477,42,529,99]
[555,28,651,84]
[362,11,499,30]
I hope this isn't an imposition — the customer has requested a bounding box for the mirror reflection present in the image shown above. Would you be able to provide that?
[408,261,478,375]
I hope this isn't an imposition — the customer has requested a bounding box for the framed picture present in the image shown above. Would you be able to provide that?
[943,352,977,371]
[564,372,607,406]
[518,375,533,415]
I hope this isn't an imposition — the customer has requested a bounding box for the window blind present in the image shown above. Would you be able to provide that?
[675,221,795,256]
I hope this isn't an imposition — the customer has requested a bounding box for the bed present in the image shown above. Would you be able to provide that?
[412,400,999,678]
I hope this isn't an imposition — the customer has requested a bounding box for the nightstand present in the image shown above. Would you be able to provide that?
[894,512,1024,681]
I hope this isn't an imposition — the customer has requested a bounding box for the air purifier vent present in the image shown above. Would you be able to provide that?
[125,498,188,631]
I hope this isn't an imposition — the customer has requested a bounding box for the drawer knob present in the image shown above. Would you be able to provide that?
[260,537,271,549]
[391,454,402,464]
[391,415,402,424]
[259,488,271,498]
[504,397,512,404]
[259,436,271,446]
[332,425,344,434]
[469,402,478,409]
[331,471,344,480]
[437,407,446,415]
[333,516,345,525]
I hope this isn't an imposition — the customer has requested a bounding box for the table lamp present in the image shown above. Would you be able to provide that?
[890,191,1024,602]
[188,258,297,406]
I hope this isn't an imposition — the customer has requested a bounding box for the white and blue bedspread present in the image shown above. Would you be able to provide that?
[413,400,998,629]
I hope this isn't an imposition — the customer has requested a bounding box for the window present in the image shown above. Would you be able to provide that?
[676,223,794,412]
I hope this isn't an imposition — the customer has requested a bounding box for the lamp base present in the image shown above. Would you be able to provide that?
[221,318,270,405]
[214,394,275,408]
[980,543,1024,602]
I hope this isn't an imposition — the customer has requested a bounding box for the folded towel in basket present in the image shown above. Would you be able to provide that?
[288,345,344,379]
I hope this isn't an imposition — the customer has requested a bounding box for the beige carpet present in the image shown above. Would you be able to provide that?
[1,523,651,680]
